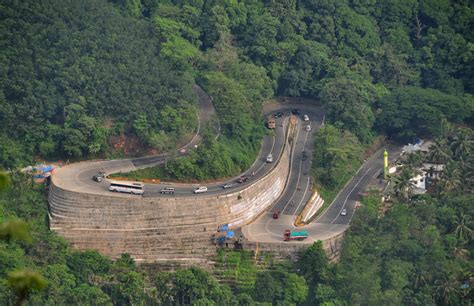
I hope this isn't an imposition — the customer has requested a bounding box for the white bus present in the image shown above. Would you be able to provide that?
[109,181,144,195]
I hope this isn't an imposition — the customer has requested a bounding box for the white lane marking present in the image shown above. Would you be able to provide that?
[314,150,383,222]
[281,121,309,214]
[294,175,311,214]
[330,166,373,224]
[254,133,276,175]
[264,218,287,238]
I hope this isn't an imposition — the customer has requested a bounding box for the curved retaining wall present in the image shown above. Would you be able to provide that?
[49,125,294,263]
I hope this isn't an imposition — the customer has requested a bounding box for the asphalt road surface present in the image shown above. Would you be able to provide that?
[51,87,397,245]
[242,145,400,244]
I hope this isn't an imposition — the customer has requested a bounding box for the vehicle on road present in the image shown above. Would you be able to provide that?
[283,230,308,241]
[302,151,308,161]
[291,109,300,115]
[194,186,208,194]
[109,181,144,195]
[266,153,273,163]
[273,211,280,219]
[340,209,347,216]
[274,111,284,118]
[266,115,276,129]
[222,183,233,189]
[92,175,102,182]
[160,187,175,194]
[305,125,311,132]
[303,114,309,121]
[238,175,249,183]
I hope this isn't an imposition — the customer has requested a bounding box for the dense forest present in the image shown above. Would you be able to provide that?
[1,0,472,172]
[1,0,473,305]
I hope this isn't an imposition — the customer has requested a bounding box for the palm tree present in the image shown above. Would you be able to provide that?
[428,138,451,164]
[453,213,473,242]
[439,117,453,139]
[450,129,473,163]
[405,152,423,174]
[452,245,470,261]
[440,162,462,195]
[435,274,460,306]
[391,168,416,201]
[463,155,474,192]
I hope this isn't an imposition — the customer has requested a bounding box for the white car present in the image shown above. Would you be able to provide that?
[305,125,311,132]
[194,186,208,194]
[266,153,273,163]
[340,209,347,216]
[303,114,309,121]
[222,183,233,189]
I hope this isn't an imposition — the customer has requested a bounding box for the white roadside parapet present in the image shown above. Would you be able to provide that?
[298,191,325,224]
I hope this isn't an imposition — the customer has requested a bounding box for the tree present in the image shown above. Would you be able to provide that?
[0,220,31,243]
[390,168,416,201]
[434,273,461,306]
[428,138,451,164]
[319,78,375,143]
[440,162,462,195]
[66,284,112,305]
[7,270,47,306]
[0,171,11,190]
[404,152,423,174]
[453,213,473,242]
[376,87,471,140]
[450,129,473,163]
[297,241,329,285]
[252,271,280,303]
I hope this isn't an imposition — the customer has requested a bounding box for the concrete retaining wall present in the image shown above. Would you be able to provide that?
[240,231,345,262]
[49,125,294,263]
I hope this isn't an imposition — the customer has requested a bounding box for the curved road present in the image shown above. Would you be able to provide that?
[51,88,391,246]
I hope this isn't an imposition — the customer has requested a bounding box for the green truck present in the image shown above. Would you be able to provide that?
[283,229,308,241]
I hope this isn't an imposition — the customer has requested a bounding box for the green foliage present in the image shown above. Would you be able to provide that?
[376,87,473,140]
[0,220,31,243]
[1,0,473,304]
[329,193,474,305]
[0,0,196,167]
[320,78,377,143]
[252,268,308,304]
[312,124,364,191]
[0,171,11,191]
[7,269,48,305]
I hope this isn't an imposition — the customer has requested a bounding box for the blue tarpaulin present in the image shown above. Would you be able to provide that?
[226,230,234,238]
[218,224,228,232]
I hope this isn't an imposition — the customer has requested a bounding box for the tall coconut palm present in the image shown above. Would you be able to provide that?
[391,168,416,201]
[463,155,474,192]
[440,162,462,195]
[429,138,451,164]
[450,129,473,163]
[452,245,470,261]
[453,213,473,242]
[435,274,460,306]
[405,152,423,174]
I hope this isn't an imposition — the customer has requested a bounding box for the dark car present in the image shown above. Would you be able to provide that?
[238,175,249,183]
[92,175,102,182]
[274,111,284,118]
[302,151,308,161]
[291,109,300,115]
[273,211,280,219]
